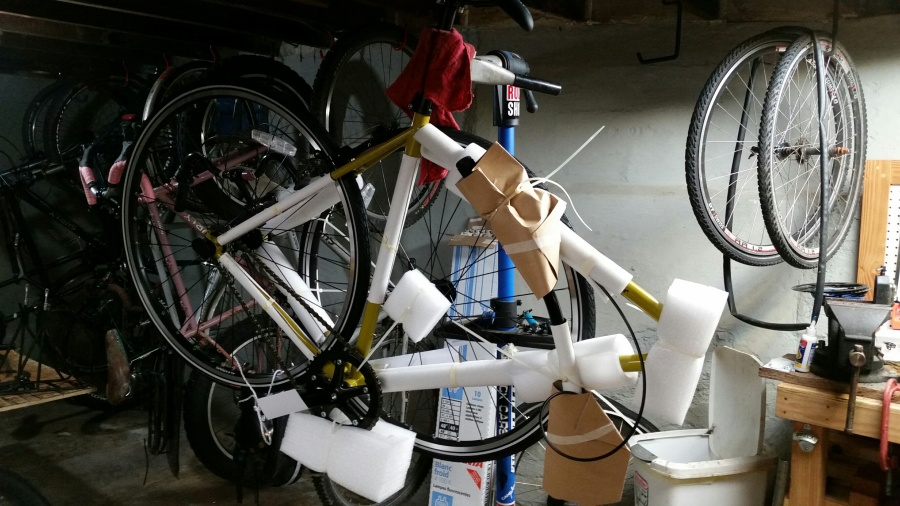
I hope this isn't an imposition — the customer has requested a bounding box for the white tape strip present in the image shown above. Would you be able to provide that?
[501,233,560,255]
[545,421,615,446]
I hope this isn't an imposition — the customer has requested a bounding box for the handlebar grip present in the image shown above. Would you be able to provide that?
[498,0,533,31]
[513,75,561,96]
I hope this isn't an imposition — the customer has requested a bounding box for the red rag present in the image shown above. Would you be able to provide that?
[387,27,475,185]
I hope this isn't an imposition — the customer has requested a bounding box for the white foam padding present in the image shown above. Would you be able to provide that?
[442,142,488,200]
[383,269,452,343]
[631,342,705,426]
[559,227,632,294]
[577,334,638,391]
[508,349,556,403]
[281,412,335,472]
[416,124,465,171]
[326,421,417,503]
[657,279,729,358]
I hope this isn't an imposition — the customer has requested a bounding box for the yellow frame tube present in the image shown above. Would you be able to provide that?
[621,281,663,321]
[329,112,431,180]
[330,129,415,180]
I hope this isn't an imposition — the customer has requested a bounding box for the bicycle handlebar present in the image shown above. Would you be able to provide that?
[471,56,562,96]
[513,75,561,96]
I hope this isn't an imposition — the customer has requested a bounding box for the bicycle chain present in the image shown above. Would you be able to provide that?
[225,248,382,428]
[222,267,303,392]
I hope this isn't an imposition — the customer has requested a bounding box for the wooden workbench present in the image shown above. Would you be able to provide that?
[760,360,900,506]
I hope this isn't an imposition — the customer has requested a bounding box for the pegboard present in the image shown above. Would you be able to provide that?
[885,186,900,283]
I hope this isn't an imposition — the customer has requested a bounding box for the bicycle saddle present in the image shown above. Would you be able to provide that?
[462,0,534,31]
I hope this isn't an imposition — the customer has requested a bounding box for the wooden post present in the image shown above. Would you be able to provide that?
[789,423,829,506]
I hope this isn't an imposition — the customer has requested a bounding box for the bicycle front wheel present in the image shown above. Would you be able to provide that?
[311,23,431,231]
[121,83,370,388]
[686,28,804,266]
[758,33,866,268]
[346,129,597,462]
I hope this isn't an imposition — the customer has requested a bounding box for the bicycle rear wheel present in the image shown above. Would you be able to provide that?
[313,129,598,462]
[121,83,369,388]
[311,23,428,231]
[686,28,804,266]
[758,33,866,268]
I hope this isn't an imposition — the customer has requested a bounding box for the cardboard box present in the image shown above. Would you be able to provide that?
[429,339,497,506]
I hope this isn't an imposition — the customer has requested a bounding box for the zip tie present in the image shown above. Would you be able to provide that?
[449,319,578,388]
[359,319,402,369]
[545,126,605,181]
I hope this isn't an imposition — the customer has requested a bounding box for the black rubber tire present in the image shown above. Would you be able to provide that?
[0,469,51,506]
[121,82,369,388]
[183,369,303,486]
[758,33,866,269]
[21,78,73,158]
[42,74,148,167]
[685,27,806,266]
[311,23,433,232]
[206,54,313,109]
[142,60,213,123]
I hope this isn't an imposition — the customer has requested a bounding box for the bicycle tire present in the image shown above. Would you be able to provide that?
[121,82,369,388]
[311,23,433,232]
[758,33,866,269]
[206,54,313,109]
[182,324,303,486]
[142,60,212,123]
[43,74,148,168]
[21,78,73,158]
[686,28,805,266]
[0,469,50,506]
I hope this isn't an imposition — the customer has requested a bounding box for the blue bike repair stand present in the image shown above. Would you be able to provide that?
[490,49,540,506]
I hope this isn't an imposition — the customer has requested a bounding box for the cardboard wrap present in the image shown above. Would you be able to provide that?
[542,388,631,505]
[455,143,565,299]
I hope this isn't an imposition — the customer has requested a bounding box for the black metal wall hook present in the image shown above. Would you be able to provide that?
[637,0,682,64]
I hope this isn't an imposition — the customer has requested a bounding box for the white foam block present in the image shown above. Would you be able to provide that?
[657,279,728,358]
[559,227,632,294]
[577,337,639,391]
[416,124,470,173]
[383,269,451,343]
[281,412,335,472]
[327,421,417,503]
[631,342,705,426]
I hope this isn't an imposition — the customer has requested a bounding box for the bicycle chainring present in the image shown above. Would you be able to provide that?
[302,342,381,430]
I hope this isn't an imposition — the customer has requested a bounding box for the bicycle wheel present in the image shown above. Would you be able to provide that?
[44,75,148,167]
[311,23,430,231]
[320,129,596,462]
[121,83,369,388]
[182,323,303,486]
[513,395,658,505]
[142,60,212,123]
[686,28,805,266]
[207,54,313,109]
[758,33,866,268]
[21,78,73,158]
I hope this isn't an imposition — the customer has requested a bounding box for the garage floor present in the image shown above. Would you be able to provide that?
[0,398,325,505]
[0,396,578,505]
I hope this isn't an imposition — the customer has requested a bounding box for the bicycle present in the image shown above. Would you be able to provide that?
[119,0,714,496]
